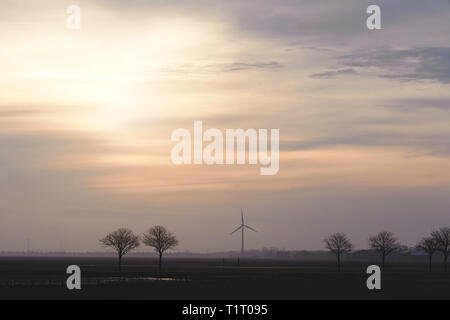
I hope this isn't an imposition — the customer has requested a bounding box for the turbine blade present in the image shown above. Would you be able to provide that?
[230,225,243,235]
[241,208,244,224]
[245,225,257,232]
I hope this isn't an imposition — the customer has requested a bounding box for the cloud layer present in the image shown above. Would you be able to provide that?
[0,0,450,252]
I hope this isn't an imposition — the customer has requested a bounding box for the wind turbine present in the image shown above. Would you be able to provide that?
[230,208,257,254]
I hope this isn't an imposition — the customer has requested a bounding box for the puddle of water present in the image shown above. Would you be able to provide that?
[0,276,189,287]
[96,276,188,284]
[136,277,176,281]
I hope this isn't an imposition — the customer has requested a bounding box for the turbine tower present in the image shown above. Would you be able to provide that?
[230,208,257,254]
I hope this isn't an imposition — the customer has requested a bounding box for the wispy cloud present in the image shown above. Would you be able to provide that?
[309,68,358,79]
[222,61,282,71]
[384,98,450,112]
[159,61,282,74]
[340,47,450,84]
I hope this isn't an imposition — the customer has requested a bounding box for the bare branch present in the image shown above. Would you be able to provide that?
[416,236,438,255]
[324,233,353,256]
[100,228,140,258]
[369,231,403,257]
[142,225,178,254]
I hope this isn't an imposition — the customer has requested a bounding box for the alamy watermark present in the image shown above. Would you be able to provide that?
[65,4,381,31]
[171,121,279,175]
[66,5,81,30]
[66,265,81,290]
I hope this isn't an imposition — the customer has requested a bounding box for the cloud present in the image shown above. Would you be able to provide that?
[222,61,282,72]
[340,47,450,84]
[0,109,40,117]
[309,68,358,79]
[384,98,450,112]
[280,131,450,158]
[159,61,282,74]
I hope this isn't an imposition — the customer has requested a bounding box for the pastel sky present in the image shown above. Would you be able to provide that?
[1,0,450,252]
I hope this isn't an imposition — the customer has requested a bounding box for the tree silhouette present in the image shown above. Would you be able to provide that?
[143,225,178,271]
[431,227,450,272]
[100,228,140,275]
[324,233,353,272]
[416,236,438,272]
[369,231,403,270]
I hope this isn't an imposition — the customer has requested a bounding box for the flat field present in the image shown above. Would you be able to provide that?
[0,257,448,299]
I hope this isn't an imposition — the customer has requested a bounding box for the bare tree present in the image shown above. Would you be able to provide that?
[431,227,450,272]
[369,231,403,270]
[100,228,140,274]
[416,236,438,272]
[142,225,178,271]
[324,233,353,272]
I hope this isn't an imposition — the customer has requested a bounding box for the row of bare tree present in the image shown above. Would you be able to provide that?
[100,226,450,274]
[100,226,178,273]
[324,228,450,272]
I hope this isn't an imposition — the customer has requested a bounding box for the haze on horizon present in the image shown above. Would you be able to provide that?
[1,0,450,253]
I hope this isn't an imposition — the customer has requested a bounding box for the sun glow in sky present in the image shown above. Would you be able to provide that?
[1,0,450,252]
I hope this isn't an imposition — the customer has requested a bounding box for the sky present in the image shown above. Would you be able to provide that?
[1,0,450,252]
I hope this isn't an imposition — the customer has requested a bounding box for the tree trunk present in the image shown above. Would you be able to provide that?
[337,252,341,272]
[429,255,432,273]
[381,253,385,271]
[159,252,162,272]
[118,255,122,276]
[445,254,448,273]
